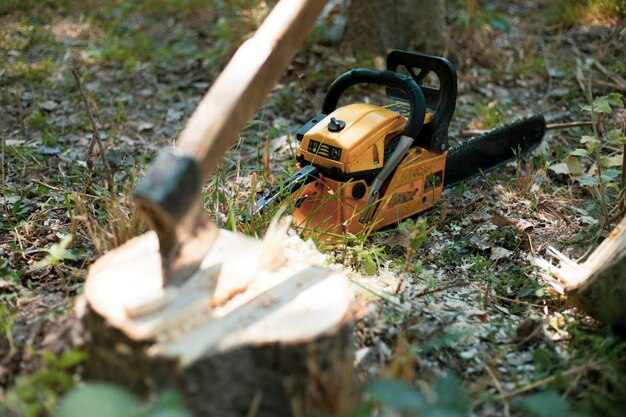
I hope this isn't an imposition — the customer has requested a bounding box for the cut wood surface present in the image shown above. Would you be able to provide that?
[535,216,626,334]
[82,218,355,416]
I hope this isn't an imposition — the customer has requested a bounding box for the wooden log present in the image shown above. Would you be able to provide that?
[80,219,355,417]
[535,216,626,334]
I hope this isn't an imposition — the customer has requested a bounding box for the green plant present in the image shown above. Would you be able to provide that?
[515,390,588,417]
[394,217,428,293]
[0,303,16,357]
[54,383,192,417]
[566,92,625,226]
[31,235,79,270]
[542,0,623,27]
[359,374,469,417]
[29,110,49,129]
[3,350,87,417]
[8,59,56,81]
[468,100,509,130]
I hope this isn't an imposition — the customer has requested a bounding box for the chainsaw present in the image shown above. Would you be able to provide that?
[253,50,545,236]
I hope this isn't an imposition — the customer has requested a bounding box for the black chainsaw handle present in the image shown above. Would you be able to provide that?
[322,68,426,140]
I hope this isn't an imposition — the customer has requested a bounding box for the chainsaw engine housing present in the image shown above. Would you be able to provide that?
[257,50,457,236]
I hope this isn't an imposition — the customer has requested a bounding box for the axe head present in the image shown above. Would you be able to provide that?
[134,148,218,286]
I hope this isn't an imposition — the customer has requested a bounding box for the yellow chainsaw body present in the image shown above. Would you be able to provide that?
[292,103,445,236]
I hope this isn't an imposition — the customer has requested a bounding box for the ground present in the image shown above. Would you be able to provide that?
[0,1,625,416]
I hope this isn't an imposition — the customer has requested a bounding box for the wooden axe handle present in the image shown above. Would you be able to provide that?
[178,0,328,182]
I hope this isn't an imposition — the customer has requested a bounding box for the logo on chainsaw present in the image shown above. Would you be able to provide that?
[308,140,342,161]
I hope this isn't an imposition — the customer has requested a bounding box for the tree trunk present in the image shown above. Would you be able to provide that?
[535,216,626,334]
[322,0,447,56]
[80,221,355,417]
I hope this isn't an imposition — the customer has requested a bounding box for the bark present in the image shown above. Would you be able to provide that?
[325,0,447,56]
[535,216,626,334]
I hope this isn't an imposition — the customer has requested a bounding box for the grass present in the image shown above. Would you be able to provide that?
[542,0,624,27]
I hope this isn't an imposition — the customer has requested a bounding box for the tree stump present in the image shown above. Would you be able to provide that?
[80,220,355,417]
[535,216,626,334]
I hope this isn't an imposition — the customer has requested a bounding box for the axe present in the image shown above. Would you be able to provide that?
[134,0,328,287]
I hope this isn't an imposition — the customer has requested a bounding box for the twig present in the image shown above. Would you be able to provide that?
[546,121,593,130]
[15,89,27,137]
[485,365,511,417]
[620,122,626,210]
[495,361,602,400]
[593,60,626,89]
[414,280,470,298]
[539,40,553,104]
[483,292,545,308]
[1,132,5,215]
[575,57,587,96]
[350,279,409,311]
[297,73,317,114]
[30,178,63,192]
[71,66,115,194]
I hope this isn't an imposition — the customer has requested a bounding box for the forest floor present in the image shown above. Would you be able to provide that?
[1,1,625,416]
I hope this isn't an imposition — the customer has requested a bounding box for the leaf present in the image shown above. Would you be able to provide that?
[48,235,75,259]
[434,374,468,413]
[599,155,623,168]
[548,162,570,175]
[580,135,597,144]
[54,383,139,417]
[365,378,426,412]
[569,148,589,157]
[142,391,193,417]
[607,92,624,108]
[565,156,585,175]
[489,16,509,31]
[56,350,88,369]
[606,129,626,145]
[579,175,599,186]
[592,96,612,113]
[34,235,77,270]
[515,391,587,417]
[603,168,621,180]
[581,135,598,152]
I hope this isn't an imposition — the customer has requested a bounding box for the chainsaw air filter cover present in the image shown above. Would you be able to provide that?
[297,103,406,178]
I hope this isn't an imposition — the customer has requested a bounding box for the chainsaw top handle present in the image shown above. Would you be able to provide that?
[321,68,426,141]
[386,50,457,152]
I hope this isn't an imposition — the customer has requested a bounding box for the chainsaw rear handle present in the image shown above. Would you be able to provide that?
[386,50,457,152]
[321,68,426,140]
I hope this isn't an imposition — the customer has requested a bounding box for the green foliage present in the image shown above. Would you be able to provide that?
[362,374,469,417]
[0,0,70,15]
[542,0,623,26]
[32,235,79,270]
[399,217,429,253]
[566,92,625,225]
[54,383,192,417]
[451,1,511,32]
[469,101,509,130]
[7,59,56,81]
[29,110,49,129]
[515,391,588,417]
[3,350,87,417]
[0,303,16,357]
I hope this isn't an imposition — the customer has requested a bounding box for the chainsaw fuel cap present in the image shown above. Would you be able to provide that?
[327,117,346,132]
